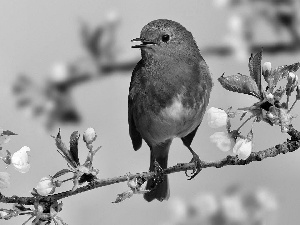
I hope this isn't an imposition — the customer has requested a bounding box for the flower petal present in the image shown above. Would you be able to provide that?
[11,146,30,173]
[207,107,228,128]
[210,132,235,152]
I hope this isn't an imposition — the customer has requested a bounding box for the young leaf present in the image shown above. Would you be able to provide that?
[218,74,261,99]
[268,62,300,91]
[2,130,17,136]
[54,130,77,168]
[70,131,80,166]
[52,169,72,179]
[248,51,262,95]
[112,190,134,203]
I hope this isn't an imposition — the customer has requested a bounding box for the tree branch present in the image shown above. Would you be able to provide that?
[0,126,299,206]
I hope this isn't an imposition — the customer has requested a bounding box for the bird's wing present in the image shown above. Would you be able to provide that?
[181,59,213,147]
[128,61,143,151]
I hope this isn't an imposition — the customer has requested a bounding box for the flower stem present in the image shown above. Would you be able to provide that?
[236,115,255,132]
[61,177,74,183]
[288,99,297,113]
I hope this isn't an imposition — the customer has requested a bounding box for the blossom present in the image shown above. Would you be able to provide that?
[0,172,10,189]
[207,107,228,128]
[36,177,56,196]
[233,138,252,160]
[11,146,30,173]
[210,132,235,152]
[191,193,219,219]
[0,210,9,219]
[168,198,187,223]
[83,127,97,144]
[50,62,70,83]
[255,188,278,212]
[221,195,247,223]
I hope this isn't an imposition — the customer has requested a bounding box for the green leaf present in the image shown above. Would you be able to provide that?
[2,130,17,136]
[112,191,134,203]
[54,130,77,168]
[52,169,72,179]
[248,51,262,95]
[70,131,80,166]
[268,62,300,91]
[218,73,261,99]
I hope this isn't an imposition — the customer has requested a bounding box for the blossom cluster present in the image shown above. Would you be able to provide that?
[208,107,253,160]
[0,127,100,224]
[163,186,278,225]
[0,129,30,190]
[209,51,300,160]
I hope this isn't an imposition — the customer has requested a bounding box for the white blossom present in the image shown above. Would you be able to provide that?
[36,177,55,196]
[210,132,235,152]
[11,146,30,173]
[207,107,228,128]
[221,195,247,223]
[233,138,252,160]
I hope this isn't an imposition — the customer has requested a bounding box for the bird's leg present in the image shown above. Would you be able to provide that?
[185,146,202,180]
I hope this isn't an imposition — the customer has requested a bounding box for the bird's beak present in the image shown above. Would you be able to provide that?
[131,38,156,48]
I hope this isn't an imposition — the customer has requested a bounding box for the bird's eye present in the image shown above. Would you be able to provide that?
[161,34,170,42]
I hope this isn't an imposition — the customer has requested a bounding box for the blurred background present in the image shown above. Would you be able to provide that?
[0,0,300,224]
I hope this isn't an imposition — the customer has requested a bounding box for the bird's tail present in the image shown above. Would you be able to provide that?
[144,141,171,202]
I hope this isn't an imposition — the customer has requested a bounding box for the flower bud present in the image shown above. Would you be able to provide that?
[36,177,56,196]
[11,146,30,173]
[207,107,228,128]
[265,93,274,101]
[262,62,272,81]
[287,72,298,86]
[83,128,97,144]
[210,132,235,152]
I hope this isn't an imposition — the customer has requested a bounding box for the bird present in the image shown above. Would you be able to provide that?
[128,19,213,202]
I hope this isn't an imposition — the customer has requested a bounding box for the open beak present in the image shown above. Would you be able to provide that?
[131,38,156,48]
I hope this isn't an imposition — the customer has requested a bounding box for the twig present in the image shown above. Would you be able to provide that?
[0,126,299,206]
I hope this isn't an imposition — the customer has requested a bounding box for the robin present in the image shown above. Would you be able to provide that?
[128,19,213,202]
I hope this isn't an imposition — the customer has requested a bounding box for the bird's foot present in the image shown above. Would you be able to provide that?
[185,147,202,180]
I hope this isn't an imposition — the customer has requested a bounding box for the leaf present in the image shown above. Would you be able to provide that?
[268,62,300,91]
[2,130,17,136]
[52,169,72,179]
[112,190,134,203]
[248,51,262,95]
[218,74,261,99]
[54,130,77,168]
[69,131,80,166]
[240,111,247,121]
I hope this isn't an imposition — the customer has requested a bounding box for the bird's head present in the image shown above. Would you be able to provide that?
[132,19,200,60]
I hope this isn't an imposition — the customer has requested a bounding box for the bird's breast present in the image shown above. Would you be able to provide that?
[160,94,192,121]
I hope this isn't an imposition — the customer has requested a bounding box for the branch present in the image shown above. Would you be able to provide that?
[202,41,300,56]
[0,126,299,206]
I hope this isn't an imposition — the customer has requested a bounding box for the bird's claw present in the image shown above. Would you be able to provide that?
[185,148,202,180]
